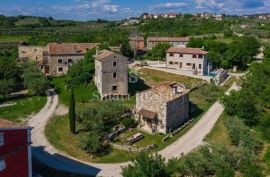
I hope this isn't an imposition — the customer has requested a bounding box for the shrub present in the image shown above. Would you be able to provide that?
[121,117,137,128]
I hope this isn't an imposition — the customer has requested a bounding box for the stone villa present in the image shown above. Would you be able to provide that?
[166,46,210,75]
[94,50,128,99]
[135,82,190,134]
[18,43,99,75]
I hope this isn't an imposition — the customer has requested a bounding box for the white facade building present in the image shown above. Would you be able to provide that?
[166,47,210,76]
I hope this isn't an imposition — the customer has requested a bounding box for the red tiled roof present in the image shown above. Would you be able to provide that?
[166,47,208,55]
[95,50,114,61]
[168,13,178,16]
[148,37,189,42]
[48,43,98,55]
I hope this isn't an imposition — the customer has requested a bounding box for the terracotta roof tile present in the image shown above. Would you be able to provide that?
[48,43,99,55]
[148,37,189,42]
[166,47,208,55]
[95,50,114,61]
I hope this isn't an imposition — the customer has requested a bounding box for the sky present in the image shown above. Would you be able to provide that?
[0,0,270,21]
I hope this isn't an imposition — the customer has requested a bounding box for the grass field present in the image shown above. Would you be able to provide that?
[0,95,47,122]
[138,68,202,88]
[0,35,31,43]
[204,113,231,146]
[45,115,138,163]
[52,77,98,106]
[214,37,234,44]
[46,70,236,163]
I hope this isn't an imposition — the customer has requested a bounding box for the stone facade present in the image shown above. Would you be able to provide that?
[166,47,210,76]
[18,46,49,74]
[94,50,128,99]
[135,82,190,134]
[18,43,99,76]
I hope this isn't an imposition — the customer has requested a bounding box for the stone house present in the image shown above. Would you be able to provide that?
[47,43,98,76]
[18,45,49,74]
[94,50,128,99]
[166,47,211,76]
[18,43,98,76]
[135,82,190,134]
[147,37,189,49]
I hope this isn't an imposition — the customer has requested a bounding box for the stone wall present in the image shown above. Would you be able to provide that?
[48,55,84,76]
[18,46,47,62]
[95,54,128,98]
[166,94,189,131]
[136,91,168,134]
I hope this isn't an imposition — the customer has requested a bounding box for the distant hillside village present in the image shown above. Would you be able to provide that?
[122,12,270,25]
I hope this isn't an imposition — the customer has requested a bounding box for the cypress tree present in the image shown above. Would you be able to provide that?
[69,88,76,134]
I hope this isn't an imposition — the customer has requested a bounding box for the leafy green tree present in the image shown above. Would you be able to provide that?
[122,153,169,177]
[66,48,96,88]
[80,131,111,156]
[150,43,171,60]
[22,61,49,95]
[120,39,132,58]
[69,88,76,134]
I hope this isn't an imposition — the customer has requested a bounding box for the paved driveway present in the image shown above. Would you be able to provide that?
[28,84,239,177]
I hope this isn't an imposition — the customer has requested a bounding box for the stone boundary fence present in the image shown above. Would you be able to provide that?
[110,143,156,152]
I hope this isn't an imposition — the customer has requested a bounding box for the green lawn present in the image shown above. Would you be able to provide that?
[52,77,98,106]
[0,95,47,122]
[0,35,31,43]
[204,113,231,146]
[214,37,234,44]
[138,68,202,88]
[45,115,138,163]
[46,70,235,163]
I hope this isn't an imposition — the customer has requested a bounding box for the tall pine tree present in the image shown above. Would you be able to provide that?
[69,88,76,134]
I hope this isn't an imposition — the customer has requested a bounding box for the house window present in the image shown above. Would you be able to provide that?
[112,86,118,91]
[169,61,173,65]
[58,59,63,64]
[58,67,63,72]
[180,62,182,68]
[113,61,117,66]
[0,133,4,146]
[192,63,196,69]
[68,59,73,63]
[113,72,117,78]
[174,62,178,65]
[198,54,203,59]
[199,64,202,69]
[192,55,197,58]
[169,53,174,57]
[0,159,6,171]
[179,54,183,57]
[186,63,192,66]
